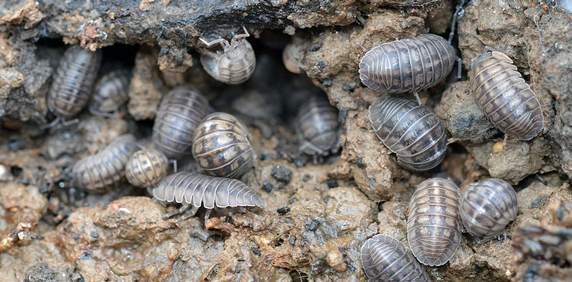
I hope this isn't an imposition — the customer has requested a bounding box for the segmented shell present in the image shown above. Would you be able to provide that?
[361,234,431,282]
[192,112,253,178]
[152,172,266,210]
[200,33,256,85]
[125,148,169,188]
[460,178,518,240]
[48,45,102,119]
[72,134,138,194]
[89,69,131,116]
[408,178,462,266]
[152,87,210,159]
[369,95,447,171]
[295,96,340,156]
[470,51,544,140]
[359,34,455,94]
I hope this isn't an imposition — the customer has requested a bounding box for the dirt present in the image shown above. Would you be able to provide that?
[0,0,572,281]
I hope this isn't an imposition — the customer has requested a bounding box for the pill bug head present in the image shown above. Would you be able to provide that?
[407,177,462,266]
[460,178,518,241]
[295,96,341,156]
[470,50,544,140]
[192,112,254,178]
[125,148,169,188]
[361,234,431,282]
[368,95,448,171]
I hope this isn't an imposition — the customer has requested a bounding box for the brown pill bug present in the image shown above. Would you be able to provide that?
[199,26,256,85]
[72,134,138,194]
[408,178,462,266]
[151,172,265,221]
[192,112,254,178]
[125,148,169,188]
[295,96,340,158]
[359,34,455,94]
[460,178,518,242]
[369,95,447,171]
[470,50,544,140]
[89,69,131,116]
[46,45,102,127]
[152,87,210,159]
[361,234,431,282]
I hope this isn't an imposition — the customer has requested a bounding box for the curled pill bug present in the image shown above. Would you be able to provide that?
[460,178,518,242]
[89,69,131,117]
[192,112,254,178]
[45,45,102,128]
[125,148,169,188]
[151,171,266,222]
[199,26,256,85]
[72,134,138,194]
[295,96,341,160]
[470,50,544,141]
[152,87,211,159]
[361,234,431,282]
[369,95,447,171]
[407,178,462,266]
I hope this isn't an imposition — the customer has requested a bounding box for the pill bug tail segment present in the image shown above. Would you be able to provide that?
[361,234,431,282]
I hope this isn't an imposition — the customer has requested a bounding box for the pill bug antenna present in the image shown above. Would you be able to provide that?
[448,0,466,44]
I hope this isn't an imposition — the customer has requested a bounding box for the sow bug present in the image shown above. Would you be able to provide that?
[361,234,431,282]
[192,112,253,178]
[125,148,169,188]
[199,26,256,85]
[470,50,544,141]
[368,95,447,171]
[358,2,465,94]
[151,172,265,222]
[89,69,131,117]
[45,45,102,128]
[72,134,138,194]
[460,178,517,242]
[295,96,340,159]
[408,178,462,266]
[152,87,210,159]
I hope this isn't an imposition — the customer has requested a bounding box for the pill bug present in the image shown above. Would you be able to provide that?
[151,172,265,221]
[46,45,102,126]
[89,69,131,116]
[72,134,138,194]
[369,95,447,171]
[359,33,455,94]
[152,87,210,159]
[125,148,169,188]
[192,112,253,178]
[470,50,544,140]
[199,27,256,85]
[295,96,340,157]
[408,178,462,266]
[361,234,431,282]
[460,178,518,241]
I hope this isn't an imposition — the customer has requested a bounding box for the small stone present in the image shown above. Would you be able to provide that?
[277,207,290,215]
[271,165,292,183]
[326,179,338,188]
[262,180,273,192]
[327,249,347,272]
[306,219,320,231]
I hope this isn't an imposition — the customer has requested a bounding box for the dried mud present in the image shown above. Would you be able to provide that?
[1,0,572,281]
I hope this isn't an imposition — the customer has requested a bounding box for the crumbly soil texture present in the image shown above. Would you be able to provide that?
[1,0,572,281]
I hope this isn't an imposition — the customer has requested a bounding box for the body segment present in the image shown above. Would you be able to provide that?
[125,148,169,188]
[90,69,131,116]
[295,96,340,156]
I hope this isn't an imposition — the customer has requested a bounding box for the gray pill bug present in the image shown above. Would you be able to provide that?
[295,96,341,160]
[45,45,102,128]
[192,112,254,179]
[460,178,518,242]
[408,178,462,266]
[199,26,256,85]
[125,148,169,188]
[369,95,447,171]
[89,69,132,117]
[152,87,211,159]
[72,134,138,194]
[151,172,265,222]
[361,234,431,282]
[470,50,544,141]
